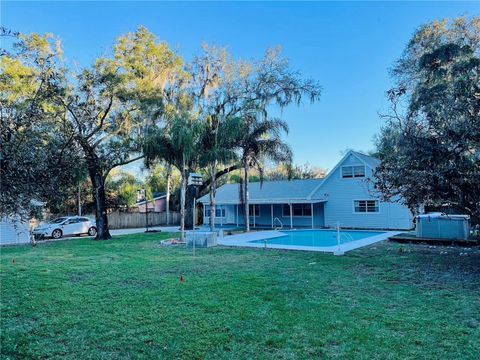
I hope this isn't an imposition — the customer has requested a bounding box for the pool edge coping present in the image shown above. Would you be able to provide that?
[219,230,401,254]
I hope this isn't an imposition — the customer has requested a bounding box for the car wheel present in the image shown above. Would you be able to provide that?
[88,227,97,237]
[52,229,63,239]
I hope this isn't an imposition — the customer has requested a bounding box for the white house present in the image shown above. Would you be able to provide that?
[0,216,31,246]
[198,151,413,230]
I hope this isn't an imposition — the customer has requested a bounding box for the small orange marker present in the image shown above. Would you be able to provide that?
[180,275,185,283]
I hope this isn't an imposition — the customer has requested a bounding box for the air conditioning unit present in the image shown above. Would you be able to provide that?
[416,213,470,240]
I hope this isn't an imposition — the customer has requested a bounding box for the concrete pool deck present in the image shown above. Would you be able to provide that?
[218,229,402,255]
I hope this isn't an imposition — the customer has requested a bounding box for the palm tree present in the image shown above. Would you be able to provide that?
[144,114,203,241]
[238,113,292,231]
[200,115,241,231]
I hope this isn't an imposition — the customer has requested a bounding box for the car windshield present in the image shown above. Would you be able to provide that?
[49,218,68,224]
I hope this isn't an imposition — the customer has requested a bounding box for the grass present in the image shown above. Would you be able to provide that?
[1,233,479,359]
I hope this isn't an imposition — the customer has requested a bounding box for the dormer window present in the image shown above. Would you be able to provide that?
[342,165,365,178]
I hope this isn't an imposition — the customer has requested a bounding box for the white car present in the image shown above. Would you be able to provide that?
[33,216,97,239]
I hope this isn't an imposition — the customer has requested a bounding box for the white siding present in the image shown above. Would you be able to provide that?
[315,154,413,230]
[1,216,31,245]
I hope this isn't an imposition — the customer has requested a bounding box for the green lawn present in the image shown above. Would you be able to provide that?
[1,233,479,359]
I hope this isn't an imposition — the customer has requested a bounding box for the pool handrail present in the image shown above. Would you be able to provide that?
[273,217,283,230]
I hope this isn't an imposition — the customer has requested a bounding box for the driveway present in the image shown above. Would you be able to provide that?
[34,225,181,243]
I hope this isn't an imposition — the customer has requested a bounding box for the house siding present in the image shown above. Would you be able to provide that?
[314,154,412,230]
[1,216,31,245]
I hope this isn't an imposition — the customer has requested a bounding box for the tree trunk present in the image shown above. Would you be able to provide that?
[244,162,250,232]
[185,185,194,229]
[166,164,171,225]
[83,146,111,240]
[209,171,217,231]
[180,173,187,242]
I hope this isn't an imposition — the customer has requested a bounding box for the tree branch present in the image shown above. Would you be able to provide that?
[199,163,241,192]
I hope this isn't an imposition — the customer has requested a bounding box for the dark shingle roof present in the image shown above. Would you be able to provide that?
[198,179,324,204]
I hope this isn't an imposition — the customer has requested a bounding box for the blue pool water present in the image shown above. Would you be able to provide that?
[250,230,386,247]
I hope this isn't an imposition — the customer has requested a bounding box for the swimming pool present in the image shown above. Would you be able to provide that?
[217,228,399,254]
[250,230,386,247]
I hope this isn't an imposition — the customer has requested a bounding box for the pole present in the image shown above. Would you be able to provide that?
[236,205,239,227]
[290,203,293,229]
[145,201,149,232]
[77,183,82,216]
[193,193,196,257]
[271,204,273,228]
[311,203,314,229]
[221,205,223,227]
[193,197,196,228]
[337,221,340,249]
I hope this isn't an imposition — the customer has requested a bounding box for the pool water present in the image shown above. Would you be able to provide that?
[250,230,386,247]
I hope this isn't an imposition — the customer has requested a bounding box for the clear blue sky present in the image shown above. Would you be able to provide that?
[2,1,478,171]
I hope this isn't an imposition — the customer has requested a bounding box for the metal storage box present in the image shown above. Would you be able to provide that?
[186,231,218,247]
[416,213,470,240]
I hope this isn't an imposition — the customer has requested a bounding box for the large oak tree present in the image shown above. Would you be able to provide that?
[374,17,480,224]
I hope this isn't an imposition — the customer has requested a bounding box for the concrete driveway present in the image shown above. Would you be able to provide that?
[34,225,181,243]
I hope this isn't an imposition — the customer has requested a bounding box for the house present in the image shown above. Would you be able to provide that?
[198,151,413,230]
[0,200,45,246]
[135,192,167,213]
[0,216,31,245]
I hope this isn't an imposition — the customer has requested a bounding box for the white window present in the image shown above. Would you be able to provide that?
[249,204,260,217]
[283,204,312,217]
[204,207,226,217]
[342,165,365,178]
[354,200,379,213]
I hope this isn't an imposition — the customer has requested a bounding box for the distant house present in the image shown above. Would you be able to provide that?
[135,193,167,213]
[1,200,45,245]
[0,216,31,245]
[198,151,413,230]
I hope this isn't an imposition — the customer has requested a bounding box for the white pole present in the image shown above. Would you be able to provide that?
[221,205,223,227]
[290,203,293,229]
[253,205,256,228]
[193,197,196,228]
[271,204,273,228]
[311,203,314,229]
[236,205,239,227]
[337,221,340,252]
[193,230,196,257]
[78,183,82,216]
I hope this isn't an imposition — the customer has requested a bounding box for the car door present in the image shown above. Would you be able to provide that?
[62,218,80,235]
[79,218,90,234]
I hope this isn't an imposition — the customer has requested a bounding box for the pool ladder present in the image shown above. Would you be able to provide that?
[273,217,283,230]
[334,222,355,256]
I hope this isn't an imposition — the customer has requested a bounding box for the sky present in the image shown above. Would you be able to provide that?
[2,1,478,172]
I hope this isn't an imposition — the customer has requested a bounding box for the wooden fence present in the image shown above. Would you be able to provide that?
[100,211,180,229]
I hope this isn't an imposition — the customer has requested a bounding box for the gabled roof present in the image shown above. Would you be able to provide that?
[310,150,380,189]
[136,194,166,206]
[197,179,325,205]
[351,151,381,168]
[198,151,381,205]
